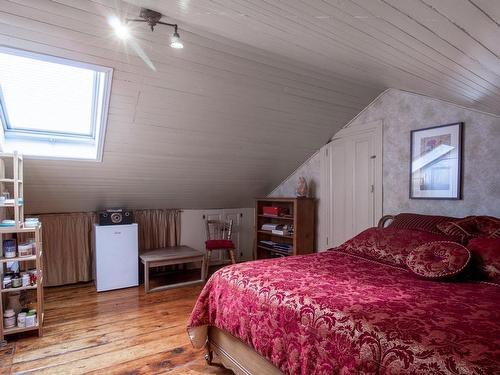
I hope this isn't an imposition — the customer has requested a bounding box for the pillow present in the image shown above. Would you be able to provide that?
[388,213,459,235]
[475,216,500,238]
[467,237,500,284]
[436,216,478,243]
[336,227,459,268]
[406,241,470,279]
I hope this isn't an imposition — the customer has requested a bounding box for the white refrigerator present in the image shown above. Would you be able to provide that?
[93,223,139,292]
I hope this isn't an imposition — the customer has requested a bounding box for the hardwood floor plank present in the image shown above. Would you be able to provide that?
[85,345,230,375]
[0,343,15,373]
[2,282,229,375]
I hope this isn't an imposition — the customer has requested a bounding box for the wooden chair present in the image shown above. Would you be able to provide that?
[204,219,236,280]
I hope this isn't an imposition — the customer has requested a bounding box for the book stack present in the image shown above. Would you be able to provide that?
[258,240,293,254]
[273,243,293,253]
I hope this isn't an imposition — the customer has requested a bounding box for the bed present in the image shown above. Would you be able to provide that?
[187,215,500,374]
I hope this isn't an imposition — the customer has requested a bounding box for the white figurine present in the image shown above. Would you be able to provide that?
[296,177,308,198]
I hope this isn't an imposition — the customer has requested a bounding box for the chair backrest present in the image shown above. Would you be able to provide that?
[205,219,233,241]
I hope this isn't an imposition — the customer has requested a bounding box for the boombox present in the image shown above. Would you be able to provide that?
[99,209,133,226]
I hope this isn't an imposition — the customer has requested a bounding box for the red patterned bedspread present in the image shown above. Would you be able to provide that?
[188,251,500,374]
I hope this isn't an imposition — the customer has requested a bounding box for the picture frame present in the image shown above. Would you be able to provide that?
[410,122,463,200]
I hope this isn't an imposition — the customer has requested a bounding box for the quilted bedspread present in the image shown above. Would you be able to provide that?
[187,251,500,374]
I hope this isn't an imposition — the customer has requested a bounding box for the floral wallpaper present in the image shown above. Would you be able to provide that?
[270,89,500,218]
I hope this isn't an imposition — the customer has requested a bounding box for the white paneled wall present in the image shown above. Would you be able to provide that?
[180,208,255,262]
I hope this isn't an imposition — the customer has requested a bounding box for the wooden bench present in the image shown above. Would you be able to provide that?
[139,246,206,293]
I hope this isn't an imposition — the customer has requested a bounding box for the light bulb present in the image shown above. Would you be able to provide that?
[170,32,184,49]
[108,16,130,40]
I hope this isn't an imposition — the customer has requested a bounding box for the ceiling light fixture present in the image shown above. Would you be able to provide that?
[170,29,183,49]
[111,8,183,49]
[108,16,130,40]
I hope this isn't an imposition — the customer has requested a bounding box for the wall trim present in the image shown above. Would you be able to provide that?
[339,89,392,131]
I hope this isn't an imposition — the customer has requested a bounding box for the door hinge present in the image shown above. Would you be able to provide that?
[370,184,374,193]
[326,236,329,246]
[370,155,376,159]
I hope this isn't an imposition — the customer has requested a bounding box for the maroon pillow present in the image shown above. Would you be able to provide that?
[468,237,500,284]
[475,216,500,238]
[436,216,478,243]
[406,241,470,279]
[336,227,459,268]
[388,213,459,235]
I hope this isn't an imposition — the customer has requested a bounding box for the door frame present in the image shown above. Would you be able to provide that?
[320,120,383,249]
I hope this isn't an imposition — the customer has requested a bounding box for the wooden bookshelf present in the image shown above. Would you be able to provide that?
[254,197,315,259]
[0,152,44,342]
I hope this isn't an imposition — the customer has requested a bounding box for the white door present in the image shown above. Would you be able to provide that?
[325,121,382,247]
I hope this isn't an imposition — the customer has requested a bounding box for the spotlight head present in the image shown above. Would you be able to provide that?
[170,31,184,49]
[108,16,130,40]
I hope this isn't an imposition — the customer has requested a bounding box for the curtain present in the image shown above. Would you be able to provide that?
[133,209,181,252]
[27,209,180,287]
[35,212,97,287]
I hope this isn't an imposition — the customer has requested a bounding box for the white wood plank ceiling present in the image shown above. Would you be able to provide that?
[1,0,378,213]
[1,0,499,213]
[132,0,500,114]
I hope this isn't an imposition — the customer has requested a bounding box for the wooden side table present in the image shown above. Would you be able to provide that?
[140,246,206,293]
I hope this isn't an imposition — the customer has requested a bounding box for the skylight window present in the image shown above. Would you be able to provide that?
[0,47,112,160]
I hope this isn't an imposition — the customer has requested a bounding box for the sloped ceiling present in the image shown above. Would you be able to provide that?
[2,0,499,213]
[130,0,500,115]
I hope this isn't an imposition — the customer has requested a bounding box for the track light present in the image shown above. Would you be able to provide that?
[108,16,130,40]
[110,8,184,49]
[170,29,183,49]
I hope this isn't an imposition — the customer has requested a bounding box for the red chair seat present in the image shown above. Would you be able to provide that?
[205,239,235,250]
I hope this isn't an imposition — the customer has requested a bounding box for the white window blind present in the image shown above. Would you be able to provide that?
[0,47,112,160]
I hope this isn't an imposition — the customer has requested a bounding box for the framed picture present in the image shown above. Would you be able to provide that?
[410,122,463,199]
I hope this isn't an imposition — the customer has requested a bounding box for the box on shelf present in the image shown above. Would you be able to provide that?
[262,206,289,217]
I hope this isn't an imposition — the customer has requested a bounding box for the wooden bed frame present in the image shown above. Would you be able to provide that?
[206,326,283,374]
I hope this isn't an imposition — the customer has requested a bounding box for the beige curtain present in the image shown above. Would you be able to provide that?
[35,212,97,287]
[28,209,180,286]
[133,209,181,252]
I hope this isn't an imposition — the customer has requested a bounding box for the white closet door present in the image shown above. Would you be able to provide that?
[326,121,383,247]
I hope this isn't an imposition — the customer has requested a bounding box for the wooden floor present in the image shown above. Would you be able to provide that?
[1,280,232,374]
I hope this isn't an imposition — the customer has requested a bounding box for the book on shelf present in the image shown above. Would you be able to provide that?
[261,223,282,231]
[271,229,291,236]
[258,241,293,254]
[259,240,276,247]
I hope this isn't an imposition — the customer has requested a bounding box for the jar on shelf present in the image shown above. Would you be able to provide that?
[3,309,15,329]
[3,239,16,258]
[22,273,30,287]
[29,239,37,255]
[18,243,32,257]
[2,275,12,289]
[25,313,36,327]
[11,275,22,288]
[17,312,26,328]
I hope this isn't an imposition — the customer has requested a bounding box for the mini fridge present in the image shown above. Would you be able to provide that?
[93,223,138,292]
